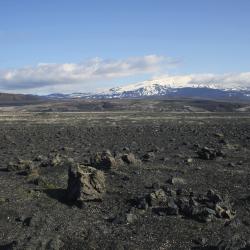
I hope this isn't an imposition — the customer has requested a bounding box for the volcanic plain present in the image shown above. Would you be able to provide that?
[0,99,250,249]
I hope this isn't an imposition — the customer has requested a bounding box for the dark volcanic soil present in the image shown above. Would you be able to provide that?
[0,105,250,249]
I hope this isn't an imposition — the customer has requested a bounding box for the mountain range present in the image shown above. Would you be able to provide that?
[44,78,250,101]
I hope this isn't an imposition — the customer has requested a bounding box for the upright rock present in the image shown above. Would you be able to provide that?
[67,163,106,205]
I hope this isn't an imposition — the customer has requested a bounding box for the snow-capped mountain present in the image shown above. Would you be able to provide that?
[44,78,250,100]
[111,80,219,94]
[107,78,250,99]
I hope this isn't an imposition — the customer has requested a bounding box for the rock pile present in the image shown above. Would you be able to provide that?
[36,153,64,167]
[67,162,106,205]
[91,150,141,170]
[135,188,235,222]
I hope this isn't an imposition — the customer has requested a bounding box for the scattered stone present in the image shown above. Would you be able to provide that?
[91,150,118,170]
[34,155,47,162]
[215,204,235,220]
[151,182,161,190]
[193,237,207,246]
[164,187,177,197]
[191,207,216,223]
[185,158,193,164]
[91,150,141,169]
[224,218,242,228]
[50,154,63,167]
[36,153,66,168]
[160,157,169,162]
[195,166,202,170]
[122,147,130,153]
[149,145,162,153]
[167,177,186,185]
[207,189,222,203]
[153,199,179,215]
[0,241,18,250]
[67,163,106,204]
[121,153,141,165]
[193,143,200,148]
[26,167,40,183]
[121,175,130,181]
[197,147,225,160]
[219,138,227,144]
[0,197,8,204]
[134,187,235,223]
[15,216,32,226]
[215,235,249,250]
[214,133,224,138]
[61,146,74,152]
[136,197,149,210]
[142,151,156,162]
[126,212,137,224]
[228,162,236,167]
[19,235,63,250]
[148,189,167,207]
[7,159,35,172]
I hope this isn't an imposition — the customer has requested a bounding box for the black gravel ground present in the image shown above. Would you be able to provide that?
[0,107,250,249]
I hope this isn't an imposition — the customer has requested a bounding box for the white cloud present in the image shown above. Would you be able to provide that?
[1,55,250,94]
[0,55,178,93]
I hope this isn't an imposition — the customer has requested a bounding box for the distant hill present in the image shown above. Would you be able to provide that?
[0,92,42,105]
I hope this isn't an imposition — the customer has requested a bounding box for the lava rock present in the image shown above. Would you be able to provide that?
[67,163,106,204]
[126,212,138,224]
[185,158,193,164]
[136,197,149,210]
[193,237,207,246]
[192,207,216,223]
[121,153,141,165]
[142,151,156,162]
[148,189,167,207]
[7,159,35,172]
[50,154,63,167]
[165,199,179,215]
[91,150,118,170]
[197,147,225,160]
[207,189,222,203]
[167,177,186,185]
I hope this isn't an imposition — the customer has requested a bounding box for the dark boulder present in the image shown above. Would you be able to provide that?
[197,147,225,160]
[91,150,118,170]
[142,151,156,162]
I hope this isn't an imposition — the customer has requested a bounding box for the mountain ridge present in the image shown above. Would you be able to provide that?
[1,79,250,102]
[44,79,250,100]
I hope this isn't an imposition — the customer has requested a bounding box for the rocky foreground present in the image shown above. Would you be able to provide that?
[0,111,250,249]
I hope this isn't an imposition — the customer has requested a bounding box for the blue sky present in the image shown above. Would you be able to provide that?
[0,0,250,93]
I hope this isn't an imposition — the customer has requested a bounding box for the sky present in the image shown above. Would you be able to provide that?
[0,0,250,94]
